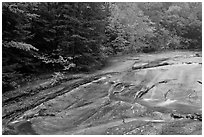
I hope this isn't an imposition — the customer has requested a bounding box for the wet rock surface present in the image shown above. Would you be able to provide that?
[2,51,202,135]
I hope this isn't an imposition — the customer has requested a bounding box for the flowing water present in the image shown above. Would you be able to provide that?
[3,51,202,135]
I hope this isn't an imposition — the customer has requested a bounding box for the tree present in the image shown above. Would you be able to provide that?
[2,2,111,91]
[106,3,155,54]
[138,2,202,49]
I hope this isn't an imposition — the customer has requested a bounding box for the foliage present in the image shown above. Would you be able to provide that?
[2,2,202,92]
[138,2,202,50]
[2,2,110,91]
[3,41,39,51]
[25,2,109,69]
[106,3,155,53]
[105,2,202,53]
[50,72,65,86]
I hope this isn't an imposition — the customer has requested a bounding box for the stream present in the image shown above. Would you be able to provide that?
[2,51,202,135]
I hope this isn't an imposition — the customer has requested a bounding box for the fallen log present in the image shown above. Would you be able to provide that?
[132,61,170,70]
[197,81,202,84]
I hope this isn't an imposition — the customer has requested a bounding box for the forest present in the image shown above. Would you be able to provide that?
[2,2,202,92]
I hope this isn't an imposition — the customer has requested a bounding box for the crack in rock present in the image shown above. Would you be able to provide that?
[134,79,176,100]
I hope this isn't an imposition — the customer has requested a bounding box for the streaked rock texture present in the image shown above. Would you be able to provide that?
[3,51,202,135]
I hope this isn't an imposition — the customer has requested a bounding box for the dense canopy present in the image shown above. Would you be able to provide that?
[2,2,202,92]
